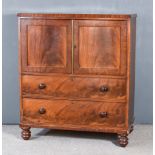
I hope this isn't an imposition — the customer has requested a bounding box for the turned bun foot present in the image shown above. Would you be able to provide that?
[117,133,128,147]
[20,126,31,140]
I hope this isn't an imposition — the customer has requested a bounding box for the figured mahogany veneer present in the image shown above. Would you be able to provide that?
[22,98,126,128]
[18,13,136,147]
[74,20,127,75]
[20,19,72,73]
[22,75,126,101]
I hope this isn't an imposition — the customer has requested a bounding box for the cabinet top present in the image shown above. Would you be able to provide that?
[17,13,137,19]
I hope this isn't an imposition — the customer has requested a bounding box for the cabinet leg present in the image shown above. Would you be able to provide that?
[117,133,128,147]
[129,124,134,133]
[20,125,31,140]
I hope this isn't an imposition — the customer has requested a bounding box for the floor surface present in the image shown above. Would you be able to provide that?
[2,125,153,155]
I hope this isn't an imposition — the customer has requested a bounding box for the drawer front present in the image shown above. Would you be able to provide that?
[22,98,126,128]
[22,75,126,101]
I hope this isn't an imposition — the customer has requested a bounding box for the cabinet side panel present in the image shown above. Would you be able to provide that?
[18,18,23,123]
[128,17,136,126]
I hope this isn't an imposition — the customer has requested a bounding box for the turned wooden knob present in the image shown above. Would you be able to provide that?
[100,86,108,92]
[99,112,108,118]
[38,83,46,89]
[39,107,46,114]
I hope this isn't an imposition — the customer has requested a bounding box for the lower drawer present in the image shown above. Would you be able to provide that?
[22,98,126,129]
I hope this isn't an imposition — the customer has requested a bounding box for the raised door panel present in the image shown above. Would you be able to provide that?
[20,19,72,73]
[73,20,127,75]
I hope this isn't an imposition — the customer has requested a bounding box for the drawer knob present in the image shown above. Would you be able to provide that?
[99,112,108,118]
[100,86,108,92]
[39,107,46,114]
[38,83,46,89]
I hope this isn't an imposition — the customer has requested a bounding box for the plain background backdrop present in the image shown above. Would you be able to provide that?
[2,0,153,124]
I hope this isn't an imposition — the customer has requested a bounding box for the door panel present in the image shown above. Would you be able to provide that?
[20,19,72,73]
[27,25,66,67]
[73,20,127,75]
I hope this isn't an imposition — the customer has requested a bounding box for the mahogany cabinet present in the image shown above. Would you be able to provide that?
[17,13,136,147]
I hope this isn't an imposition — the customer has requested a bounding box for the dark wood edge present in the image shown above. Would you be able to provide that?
[21,72,127,79]
[18,17,23,123]
[22,95,126,103]
[17,13,137,19]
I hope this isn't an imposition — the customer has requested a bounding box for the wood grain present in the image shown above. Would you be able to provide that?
[79,27,120,68]
[27,25,66,67]
[22,98,126,129]
[22,75,126,102]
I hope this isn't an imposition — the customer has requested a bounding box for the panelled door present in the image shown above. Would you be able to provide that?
[20,19,72,73]
[73,20,127,75]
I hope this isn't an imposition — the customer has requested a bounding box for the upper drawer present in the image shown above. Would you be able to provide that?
[22,75,126,102]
